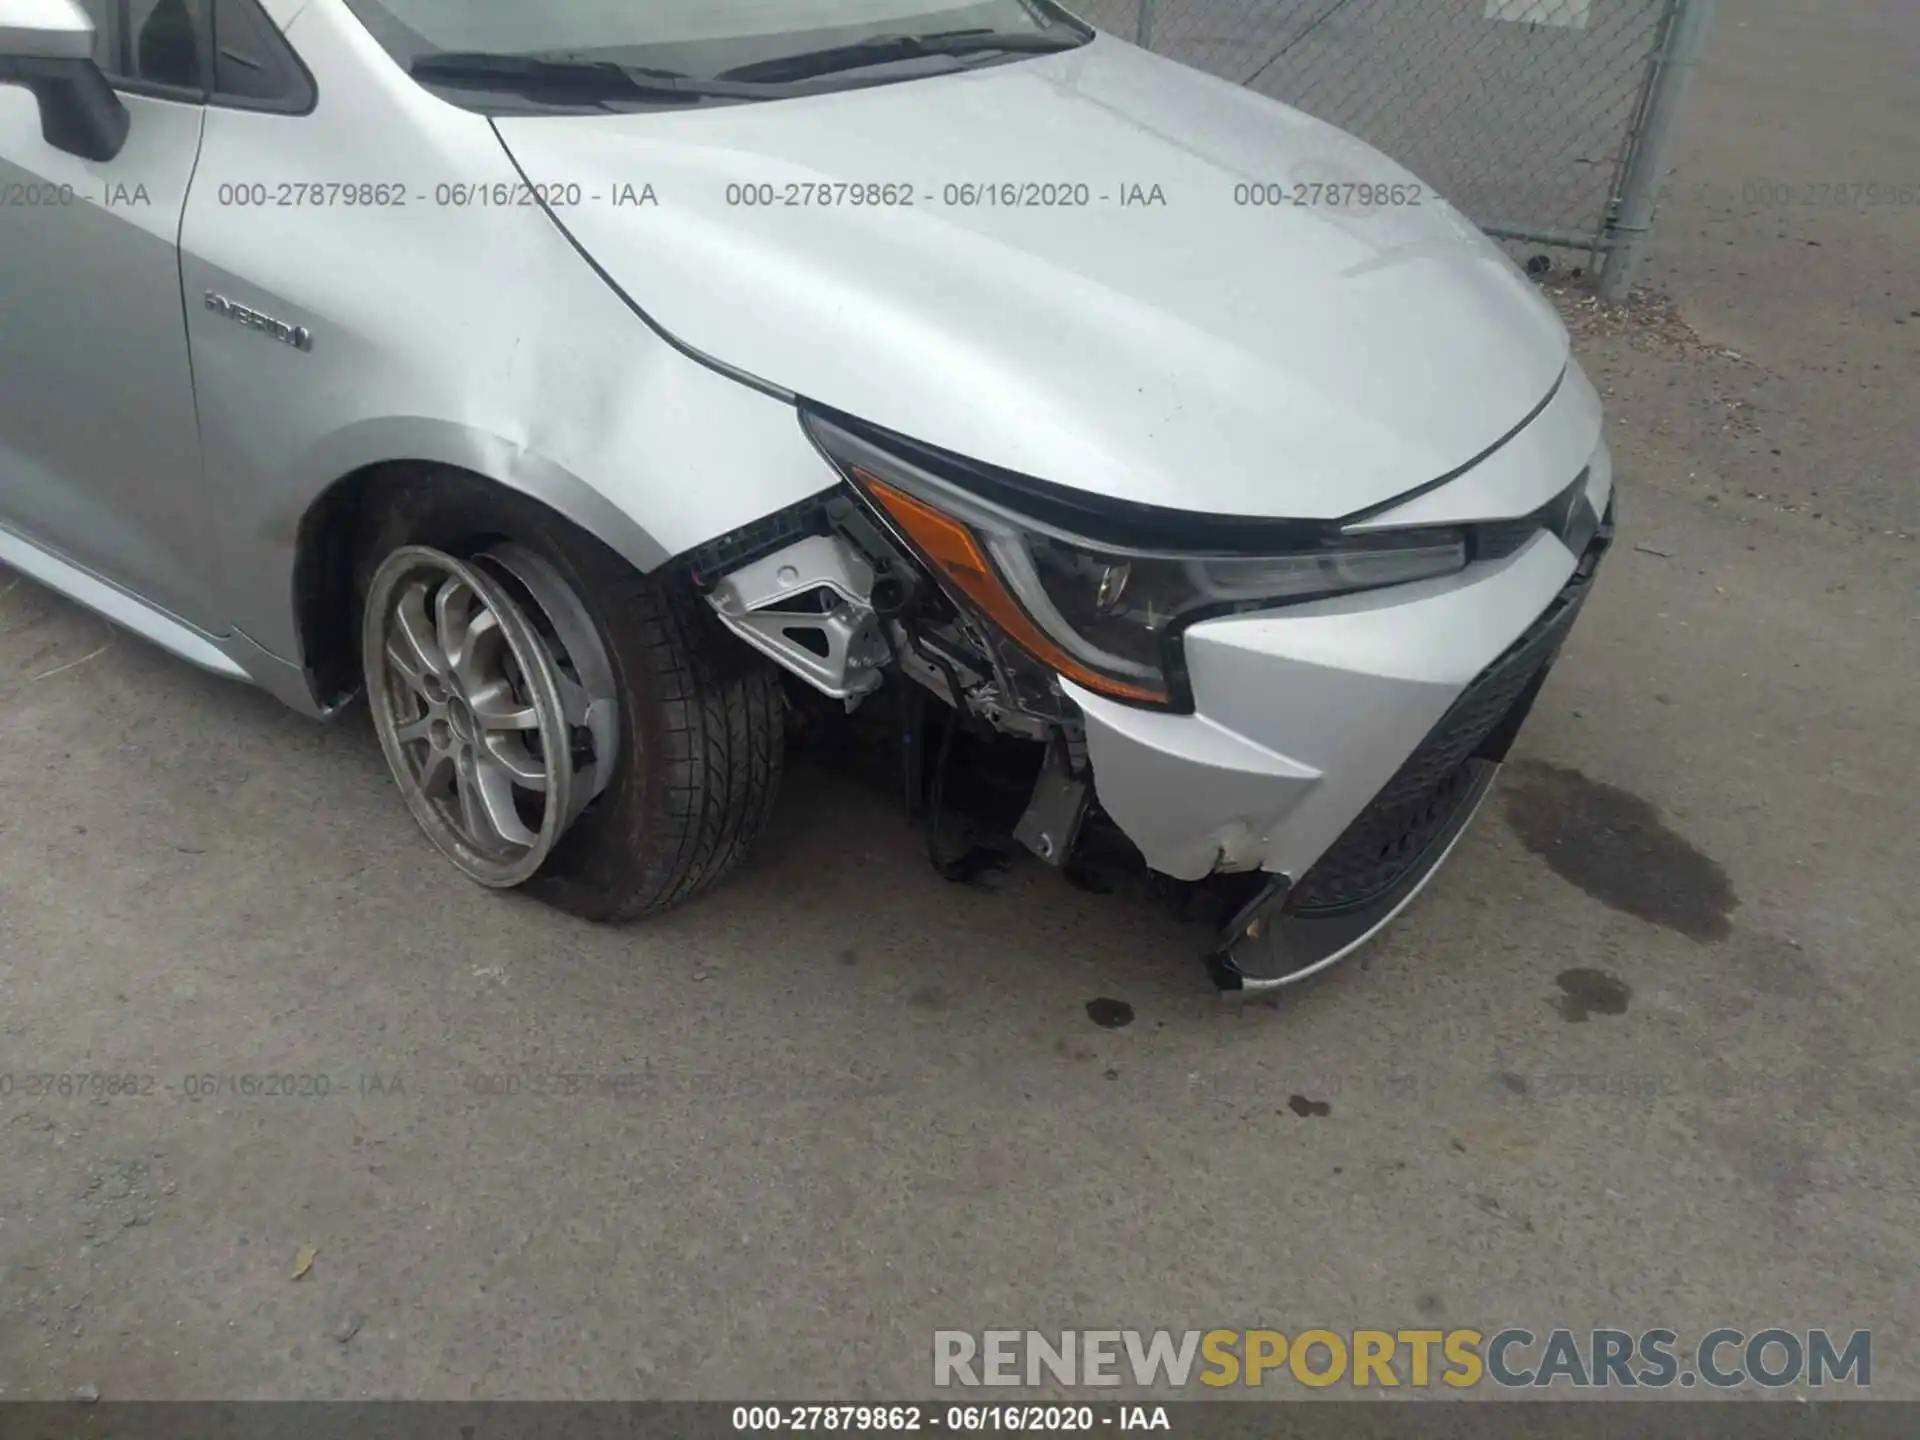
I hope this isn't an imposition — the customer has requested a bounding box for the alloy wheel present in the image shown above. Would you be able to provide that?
[363,545,617,887]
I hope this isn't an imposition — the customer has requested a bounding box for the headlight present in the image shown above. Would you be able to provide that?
[992,529,1468,692]
[806,412,1467,708]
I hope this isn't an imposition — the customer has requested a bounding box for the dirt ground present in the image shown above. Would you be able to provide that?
[1,0,1914,1403]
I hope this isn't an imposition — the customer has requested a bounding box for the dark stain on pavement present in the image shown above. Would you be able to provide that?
[1287,1094,1332,1118]
[1555,967,1632,1022]
[1086,998,1134,1029]
[1504,759,1737,941]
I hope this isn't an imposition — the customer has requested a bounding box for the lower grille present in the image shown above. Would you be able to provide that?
[1286,560,1597,917]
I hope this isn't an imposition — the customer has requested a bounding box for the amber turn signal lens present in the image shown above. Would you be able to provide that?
[856,472,1168,705]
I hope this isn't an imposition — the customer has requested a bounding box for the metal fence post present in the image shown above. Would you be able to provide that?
[1136,0,1157,49]
[1598,0,1720,302]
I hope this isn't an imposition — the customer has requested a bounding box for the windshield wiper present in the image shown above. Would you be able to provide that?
[411,51,787,102]
[715,26,1085,84]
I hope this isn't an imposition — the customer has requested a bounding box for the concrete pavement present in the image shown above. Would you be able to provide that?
[1,0,1914,1401]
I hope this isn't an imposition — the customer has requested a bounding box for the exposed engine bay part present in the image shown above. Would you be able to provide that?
[692,489,1071,741]
[706,534,890,701]
[698,490,1119,881]
[1013,734,1091,866]
[886,617,1052,741]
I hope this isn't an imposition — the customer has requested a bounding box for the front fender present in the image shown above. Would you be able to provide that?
[181,0,841,677]
[235,346,838,670]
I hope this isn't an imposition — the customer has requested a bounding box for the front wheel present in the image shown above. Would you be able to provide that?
[358,473,784,919]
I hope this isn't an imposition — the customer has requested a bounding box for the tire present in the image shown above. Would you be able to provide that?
[355,467,784,920]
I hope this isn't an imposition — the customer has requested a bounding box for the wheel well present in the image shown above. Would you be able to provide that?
[293,461,520,706]
[295,464,386,706]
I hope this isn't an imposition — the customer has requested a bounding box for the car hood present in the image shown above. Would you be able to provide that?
[493,36,1570,521]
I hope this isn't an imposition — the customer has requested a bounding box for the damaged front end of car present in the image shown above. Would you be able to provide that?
[685,409,1117,895]
[680,403,1613,995]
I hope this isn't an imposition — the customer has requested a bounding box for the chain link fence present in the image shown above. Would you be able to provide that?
[1066,0,1718,297]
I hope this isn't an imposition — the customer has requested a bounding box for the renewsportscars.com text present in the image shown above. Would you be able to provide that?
[933,1327,1871,1390]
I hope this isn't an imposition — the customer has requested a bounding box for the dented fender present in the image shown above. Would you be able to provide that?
[181,0,838,683]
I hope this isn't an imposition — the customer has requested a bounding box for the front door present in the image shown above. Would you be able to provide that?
[0,0,219,631]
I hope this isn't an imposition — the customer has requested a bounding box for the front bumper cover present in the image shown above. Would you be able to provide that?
[1068,499,1614,990]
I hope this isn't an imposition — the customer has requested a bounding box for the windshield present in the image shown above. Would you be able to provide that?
[345,0,1090,98]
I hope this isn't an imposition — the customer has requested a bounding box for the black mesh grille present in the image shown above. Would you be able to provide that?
[1286,569,1591,916]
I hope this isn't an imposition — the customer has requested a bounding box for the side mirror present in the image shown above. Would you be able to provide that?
[0,0,129,162]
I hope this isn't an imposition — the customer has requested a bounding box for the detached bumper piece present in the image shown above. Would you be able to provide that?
[1212,509,1614,991]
